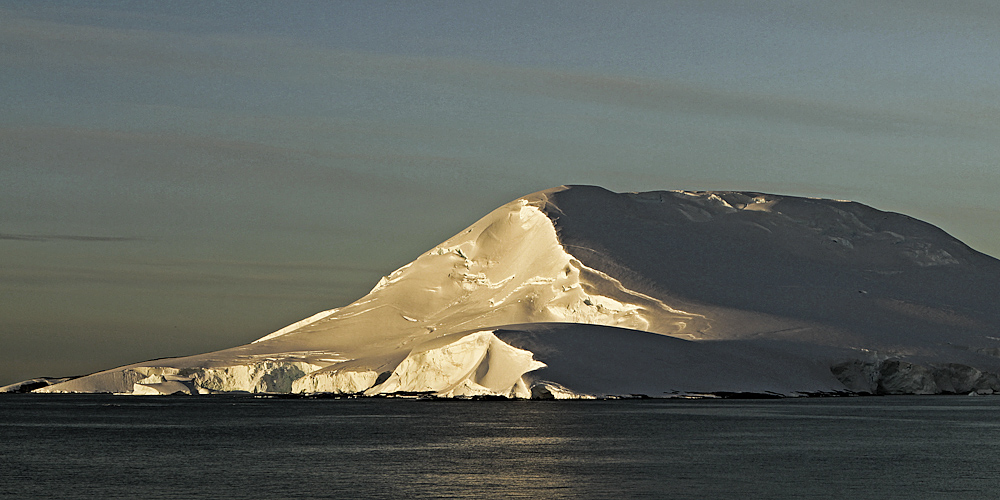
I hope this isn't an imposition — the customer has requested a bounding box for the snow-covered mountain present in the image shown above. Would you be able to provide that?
[27,185,1000,397]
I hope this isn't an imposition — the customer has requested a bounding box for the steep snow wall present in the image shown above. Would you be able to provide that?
[37,359,322,394]
[38,331,546,398]
[365,330,545,398]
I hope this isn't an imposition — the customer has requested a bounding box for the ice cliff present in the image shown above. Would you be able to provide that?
[26,185,1000,397]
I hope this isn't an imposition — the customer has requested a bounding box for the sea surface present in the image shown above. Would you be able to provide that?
[2,394,999,499]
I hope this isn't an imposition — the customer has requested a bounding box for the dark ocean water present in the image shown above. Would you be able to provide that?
[2,395,999,499]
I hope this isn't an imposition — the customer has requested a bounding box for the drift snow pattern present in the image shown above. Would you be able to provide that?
[27,186,1000,397]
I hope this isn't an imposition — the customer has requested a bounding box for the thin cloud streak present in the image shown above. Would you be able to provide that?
[0,233,143,242]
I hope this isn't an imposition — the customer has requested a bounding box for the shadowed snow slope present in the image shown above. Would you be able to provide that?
[33,185,1000,397]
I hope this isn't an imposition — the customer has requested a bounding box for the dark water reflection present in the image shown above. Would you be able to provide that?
[2,395,999,499]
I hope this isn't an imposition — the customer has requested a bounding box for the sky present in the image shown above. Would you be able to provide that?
[2,1,999,385]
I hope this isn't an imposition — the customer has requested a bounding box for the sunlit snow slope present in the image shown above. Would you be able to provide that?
[34,186,1000,397]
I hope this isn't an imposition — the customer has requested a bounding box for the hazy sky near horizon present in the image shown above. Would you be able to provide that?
[3,1,999,384]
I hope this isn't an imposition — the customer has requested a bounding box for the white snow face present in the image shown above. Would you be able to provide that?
[261,197,707,347]
[33,185,1000,398]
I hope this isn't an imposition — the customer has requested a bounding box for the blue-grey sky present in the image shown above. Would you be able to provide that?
[3,1,999,384]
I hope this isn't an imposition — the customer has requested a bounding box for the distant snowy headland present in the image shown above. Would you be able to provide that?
[9,186,1000,398]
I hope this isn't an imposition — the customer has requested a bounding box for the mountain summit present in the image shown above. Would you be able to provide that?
[26,186,1000,397]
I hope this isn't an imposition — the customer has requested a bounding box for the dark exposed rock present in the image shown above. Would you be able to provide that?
[832,359,1000,395]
